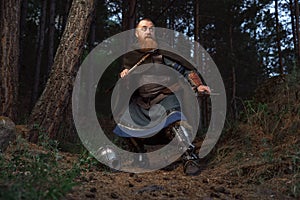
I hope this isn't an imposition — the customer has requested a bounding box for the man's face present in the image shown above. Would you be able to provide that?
[135,20,155,40]
[135,20,157,51]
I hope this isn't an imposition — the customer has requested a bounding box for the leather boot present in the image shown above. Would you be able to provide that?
[181,145,202,176]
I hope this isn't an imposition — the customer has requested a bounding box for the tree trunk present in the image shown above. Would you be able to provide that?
[47,0,56,76]
[121,0,136,61]
[289,0,297,65]
[0,0,21,121]
[294,0,300,66]
[193,0,200,64]
[60,0,72,38]
[89,4,97,51]
[127,0,136,30]
[31,0,47,108]
[194,0,200,43]
[19,0,28,73]
[122,0,136,31]
[153,0,177,23]
[275,0,284,75]
[28,0,96,141]
[194,0,208,128]
[229,24,237,119]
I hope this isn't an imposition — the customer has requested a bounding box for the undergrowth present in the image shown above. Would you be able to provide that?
[0,133,80,200]
[215,75,300,198]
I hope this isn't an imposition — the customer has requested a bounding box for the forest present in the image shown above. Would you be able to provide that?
[0,0,299,199]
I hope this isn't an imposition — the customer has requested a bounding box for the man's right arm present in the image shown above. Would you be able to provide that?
[120,50,139,78]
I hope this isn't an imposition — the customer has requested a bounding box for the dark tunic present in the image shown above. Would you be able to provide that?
[113,43,194,138]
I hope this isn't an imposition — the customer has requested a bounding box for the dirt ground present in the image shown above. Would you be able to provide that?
[65,136,298,200]
[64,151,296,200]
[65,77,299,200]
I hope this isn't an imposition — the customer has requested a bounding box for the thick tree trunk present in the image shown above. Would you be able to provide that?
[29,0,96,141]
[0,0,21,121]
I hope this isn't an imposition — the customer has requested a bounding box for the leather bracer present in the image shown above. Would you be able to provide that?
[187,71,203,88]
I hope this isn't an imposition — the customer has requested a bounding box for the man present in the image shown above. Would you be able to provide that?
[114,18,210,175]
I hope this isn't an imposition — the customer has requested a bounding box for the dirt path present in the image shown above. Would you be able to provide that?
[65,159,293,200]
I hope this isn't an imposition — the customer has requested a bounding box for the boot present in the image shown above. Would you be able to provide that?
[170,122,202,175]
[182,145,202,176]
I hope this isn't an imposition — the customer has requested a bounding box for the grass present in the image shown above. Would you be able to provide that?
[0,135,80,200]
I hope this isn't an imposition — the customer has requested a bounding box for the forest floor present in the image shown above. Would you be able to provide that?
[64,145,297,200]
[65,75,299,200]
[2,75,299,200]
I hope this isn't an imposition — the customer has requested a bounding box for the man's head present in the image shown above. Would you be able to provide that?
[135,18,157,51]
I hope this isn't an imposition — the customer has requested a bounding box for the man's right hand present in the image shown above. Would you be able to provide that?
[120,69,129,78]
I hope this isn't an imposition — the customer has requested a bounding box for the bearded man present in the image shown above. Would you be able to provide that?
[113,18,210,175]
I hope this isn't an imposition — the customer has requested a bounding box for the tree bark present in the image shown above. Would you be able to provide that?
[28,0,96,141]
[0,0,21,121]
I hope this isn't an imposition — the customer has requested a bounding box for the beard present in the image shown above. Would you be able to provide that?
[138,37,158,52]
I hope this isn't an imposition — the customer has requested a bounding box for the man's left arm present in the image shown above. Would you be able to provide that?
[187,70,211,94]
[163,56,210,95]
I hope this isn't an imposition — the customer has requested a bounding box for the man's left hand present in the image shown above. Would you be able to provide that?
[197,85,211,95]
